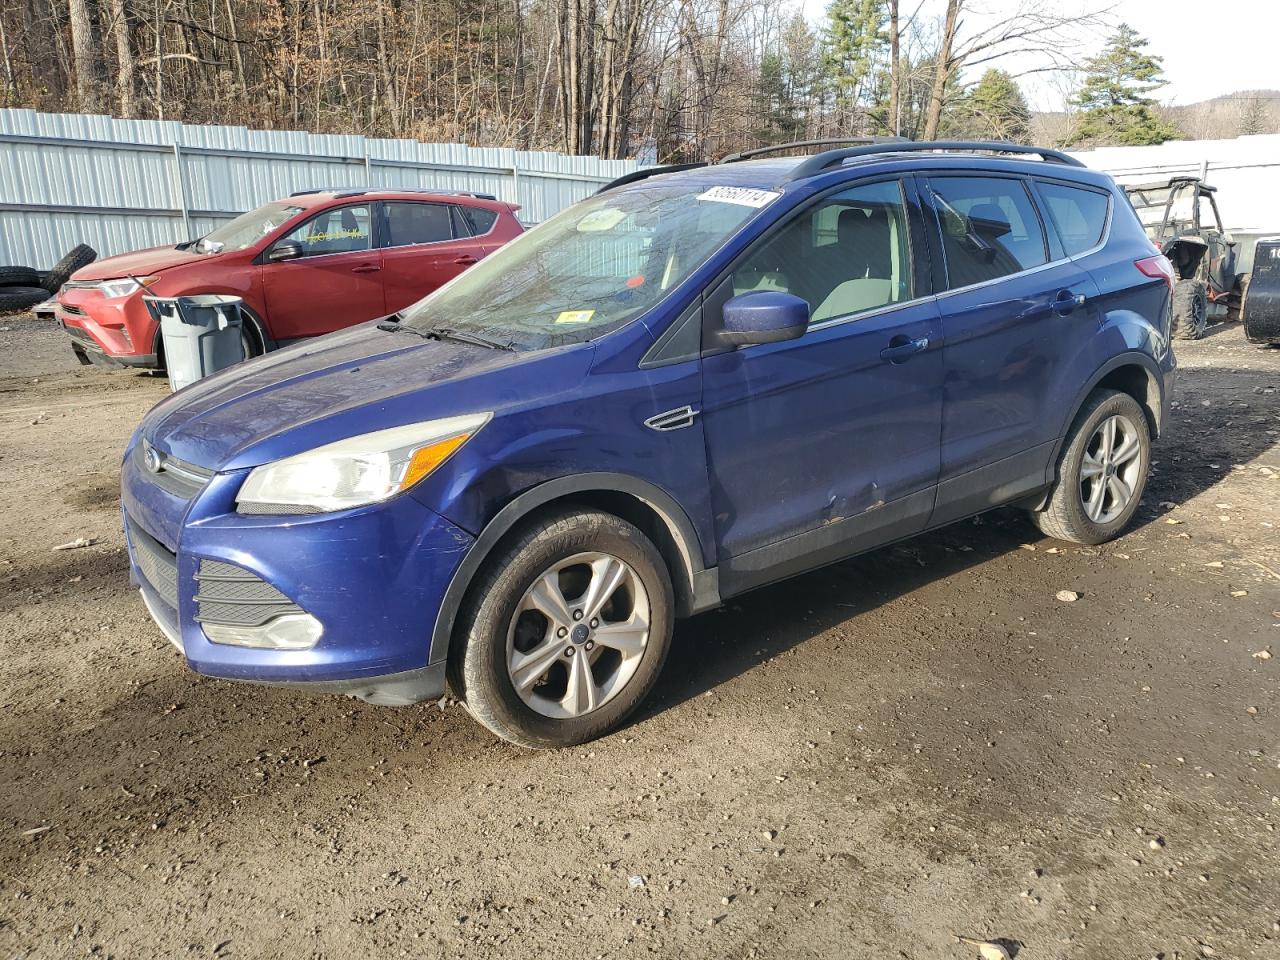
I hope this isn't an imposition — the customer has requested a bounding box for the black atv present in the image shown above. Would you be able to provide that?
[1124,177,1240,340]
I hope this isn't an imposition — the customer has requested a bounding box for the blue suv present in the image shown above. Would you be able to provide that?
[122,141,1176,747]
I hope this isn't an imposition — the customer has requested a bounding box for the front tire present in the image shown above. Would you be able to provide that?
[451,509,674,749]
[1031,389,1151,545]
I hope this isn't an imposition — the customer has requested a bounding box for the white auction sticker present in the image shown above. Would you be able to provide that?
[695,186,781,208]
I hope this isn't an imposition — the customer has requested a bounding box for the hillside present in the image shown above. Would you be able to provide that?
[1031,89,1280,146]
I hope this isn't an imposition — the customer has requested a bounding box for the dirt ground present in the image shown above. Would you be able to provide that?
[0,313,1276,960]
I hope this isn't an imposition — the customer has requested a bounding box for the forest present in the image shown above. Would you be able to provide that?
[0,0,1269,160]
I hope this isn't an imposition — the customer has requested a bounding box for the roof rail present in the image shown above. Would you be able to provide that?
[597,162,708,194]
[785,140,1086,182]
[719,136,908,164]
[288,187,499,201]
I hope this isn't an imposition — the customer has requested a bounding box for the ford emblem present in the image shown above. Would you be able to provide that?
[143,442,163,474]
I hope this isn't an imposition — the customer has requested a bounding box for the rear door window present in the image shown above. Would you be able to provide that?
[1037,181,1110,256]
[281,205,372,257]
[929,176,1047,289]
[382,202,454,247]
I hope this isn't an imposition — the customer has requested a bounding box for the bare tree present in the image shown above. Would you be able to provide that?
[67,0,101,110]
[924,0,1107,140]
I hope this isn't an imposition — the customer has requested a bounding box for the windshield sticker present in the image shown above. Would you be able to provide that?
[696,186,781,208]
[555,310,596,325]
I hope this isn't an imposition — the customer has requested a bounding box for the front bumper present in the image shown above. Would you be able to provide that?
[121,437,472,704]
[58,287,160,368]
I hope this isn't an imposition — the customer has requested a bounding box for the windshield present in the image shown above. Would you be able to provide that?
[196,202,305,254]
[1125,182,1194,235]
[399,181,777,348]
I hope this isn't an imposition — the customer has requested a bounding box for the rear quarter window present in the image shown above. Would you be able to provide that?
[462,206,499,235]
[1037,181,1110,256]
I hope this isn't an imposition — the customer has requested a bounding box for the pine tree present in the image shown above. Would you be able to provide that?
[823,0,886,115]
[1070,24,1180,146]
[954,69,1031,141]
[1238,96,1271,137]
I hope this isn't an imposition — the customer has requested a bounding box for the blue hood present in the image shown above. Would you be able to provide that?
[143,323,592,470]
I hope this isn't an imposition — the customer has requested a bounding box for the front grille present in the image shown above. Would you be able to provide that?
[127,518,179,610]
[60,303,86,317]
[134,440,214,500]
[194,559,305,627]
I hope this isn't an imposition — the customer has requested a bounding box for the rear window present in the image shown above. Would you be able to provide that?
[930,176,1048,289]
[1038,181,1110,256]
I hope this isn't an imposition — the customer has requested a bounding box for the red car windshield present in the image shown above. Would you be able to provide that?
[196,202,305,254]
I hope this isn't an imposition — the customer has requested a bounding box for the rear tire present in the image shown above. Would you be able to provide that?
[451,509,674,749]
[1031,389,1150,545]
[0,266,40,287]
[42,244,97,293]
[1170,279,1207,340]
[0,285,53,312]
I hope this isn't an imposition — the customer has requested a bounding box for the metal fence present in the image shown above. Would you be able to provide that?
[0,109,640,270]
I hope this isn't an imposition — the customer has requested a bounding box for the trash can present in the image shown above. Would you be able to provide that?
[145,294,245,392]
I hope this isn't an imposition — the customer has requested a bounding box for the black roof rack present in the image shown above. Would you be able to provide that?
[719,136,908,164]
[596,162,708,194]
[785,140,1086,182]
[288,187,498,201]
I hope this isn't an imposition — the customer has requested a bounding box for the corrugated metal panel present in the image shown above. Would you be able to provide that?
[0,108,639,269]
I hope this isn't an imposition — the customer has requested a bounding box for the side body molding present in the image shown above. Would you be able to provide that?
[427,473,719,665]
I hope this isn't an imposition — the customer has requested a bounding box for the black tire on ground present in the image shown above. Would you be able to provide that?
[1030,388,1151,545]
[0,285,55,313]
[1170,278,1207,340]
[0,266,40,287]
[42,244,97,293]
[451,508,675,749]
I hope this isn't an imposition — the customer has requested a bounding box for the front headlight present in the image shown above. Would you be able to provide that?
[236,413,490,514]
[98,276,158,299]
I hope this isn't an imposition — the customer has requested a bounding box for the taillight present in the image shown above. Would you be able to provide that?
[1135,254,1175,290]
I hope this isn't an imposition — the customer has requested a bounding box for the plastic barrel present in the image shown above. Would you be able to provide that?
[145,295,246,391]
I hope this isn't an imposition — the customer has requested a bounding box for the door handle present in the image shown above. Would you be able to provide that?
[880,335,929,363]
[452,255,479,265]
[1052,289,1086,314]
[352,263,381,274]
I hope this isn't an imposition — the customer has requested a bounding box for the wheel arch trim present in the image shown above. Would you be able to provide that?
[427,473,715,666]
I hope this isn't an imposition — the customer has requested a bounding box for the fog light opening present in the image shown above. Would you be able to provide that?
[202,613,323,650]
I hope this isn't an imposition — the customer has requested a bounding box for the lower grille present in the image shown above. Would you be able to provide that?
[194,559,305,627]
[127,519,179,610]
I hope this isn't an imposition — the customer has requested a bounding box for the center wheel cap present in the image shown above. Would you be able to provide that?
[570,624,591,644]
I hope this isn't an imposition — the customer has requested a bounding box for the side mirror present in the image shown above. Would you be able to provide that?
[719,291,809,347]
[267,240,303,263]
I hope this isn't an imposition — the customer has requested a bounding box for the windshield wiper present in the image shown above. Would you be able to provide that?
[376,318,515,351]
[426,326,515,351]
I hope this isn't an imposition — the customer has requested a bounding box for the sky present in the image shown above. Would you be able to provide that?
[798,0,1279,108]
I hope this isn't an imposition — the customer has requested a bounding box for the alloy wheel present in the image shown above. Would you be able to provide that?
[1079,413,1143,524]
[506,551,650,719]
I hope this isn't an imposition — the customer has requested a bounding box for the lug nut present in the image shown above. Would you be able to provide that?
[585,641,595,652]
[564,647,574,657]
[557,627,568,638]
[589,618,599,628]
[572,609,583,621]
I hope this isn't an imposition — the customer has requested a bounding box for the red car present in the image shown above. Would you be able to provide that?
[57,188,523,368]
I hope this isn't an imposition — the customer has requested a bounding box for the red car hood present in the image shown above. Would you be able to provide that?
[71,244,212,281]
